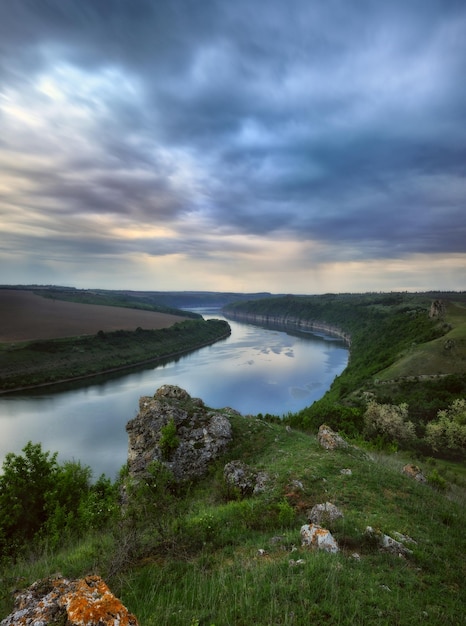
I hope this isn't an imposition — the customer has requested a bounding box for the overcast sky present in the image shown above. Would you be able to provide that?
[1,0,465,293]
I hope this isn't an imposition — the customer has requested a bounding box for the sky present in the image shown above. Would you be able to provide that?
[1,0,465,294]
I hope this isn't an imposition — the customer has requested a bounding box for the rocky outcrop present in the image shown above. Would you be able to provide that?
[0,575,138,626]
[365,526,414,557]
[429,299,446,319]
[126,385,233,482]
[223,460,270,496]
[317,424,348,450]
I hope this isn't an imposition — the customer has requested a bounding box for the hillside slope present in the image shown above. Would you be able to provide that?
[1,407,465,625]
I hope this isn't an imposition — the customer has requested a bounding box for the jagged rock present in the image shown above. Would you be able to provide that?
[223,460,270,495]
[317,424,348,450]
[429,299,446,319]
[402,464,426,483]
[126,385,232,482]
[365,526,414,557]
[307,502,343,526]
[0,575,138,626]
[301,523,339,553]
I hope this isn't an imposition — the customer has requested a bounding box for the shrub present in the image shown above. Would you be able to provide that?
[425,399,466,454]
[363,401,415,446]
[159,418,180,460]
[427,469,448,491]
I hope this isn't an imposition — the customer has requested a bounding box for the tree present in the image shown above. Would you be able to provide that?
[0,442,58,553]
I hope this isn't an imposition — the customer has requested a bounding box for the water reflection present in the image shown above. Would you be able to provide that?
[0,311,348,479]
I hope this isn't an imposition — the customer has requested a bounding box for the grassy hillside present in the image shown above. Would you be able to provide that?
[1,412,465,625]
[376,300,466,380]
[1,291,465,624]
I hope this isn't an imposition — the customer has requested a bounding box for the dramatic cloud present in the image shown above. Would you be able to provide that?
[1,0,465,292]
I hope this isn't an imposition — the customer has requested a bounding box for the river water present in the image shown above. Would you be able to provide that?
[0,310,348,479]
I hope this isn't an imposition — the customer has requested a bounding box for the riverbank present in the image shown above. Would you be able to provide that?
[0,319,231,394]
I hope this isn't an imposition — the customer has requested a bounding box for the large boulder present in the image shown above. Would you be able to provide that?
[317,424,348,450]
[301,524,339,553]
[307,502,343,526]
[126,385,233,482]
[402,464,426,483]
[0,575,138,626]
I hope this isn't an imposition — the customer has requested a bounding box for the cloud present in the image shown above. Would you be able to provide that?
[0,0,465,291]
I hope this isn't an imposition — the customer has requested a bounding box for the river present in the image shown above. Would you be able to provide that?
[0,310,348,479]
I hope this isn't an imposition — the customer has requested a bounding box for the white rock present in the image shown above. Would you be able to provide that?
[300,524,339,553]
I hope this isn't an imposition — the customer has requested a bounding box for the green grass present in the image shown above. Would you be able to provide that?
[2,414,465,625]
[376,300,466,381]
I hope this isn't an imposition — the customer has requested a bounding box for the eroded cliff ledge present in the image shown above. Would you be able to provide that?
[223,310,351,345]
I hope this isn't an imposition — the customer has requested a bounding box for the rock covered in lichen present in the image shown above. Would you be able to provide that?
[126,385,233,482]
[0,575,138,626]
[402,464,426,483]
[300,523,339,553]
[223,460,270,496]
[317,424,348,450]
[307,502,344,526]
[365,526,414,557]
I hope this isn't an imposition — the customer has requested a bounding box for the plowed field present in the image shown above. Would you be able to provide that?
[0,290,188,342]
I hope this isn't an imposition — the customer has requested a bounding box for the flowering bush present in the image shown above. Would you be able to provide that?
[425,399,466,454]
[363,400,415,445]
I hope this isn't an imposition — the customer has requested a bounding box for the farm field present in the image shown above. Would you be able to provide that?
[0,290,189,342]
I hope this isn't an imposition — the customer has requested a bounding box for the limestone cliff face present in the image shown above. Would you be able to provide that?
[223,310,351,345]
[126,385,234,482]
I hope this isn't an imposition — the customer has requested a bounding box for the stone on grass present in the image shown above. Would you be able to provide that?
[301,523,339,553]
[402,464,426,483]
[365,526,413,557]
[317,424,348,450]
[223,460,270,496]
[307,502,343,526]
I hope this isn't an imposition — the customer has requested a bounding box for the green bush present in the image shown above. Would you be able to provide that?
[0,442,117,557]
[0,442,58,554]
[427,469,448,491]
[159,419,180,460]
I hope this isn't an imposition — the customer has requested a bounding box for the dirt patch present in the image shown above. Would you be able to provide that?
[0,290,189,342]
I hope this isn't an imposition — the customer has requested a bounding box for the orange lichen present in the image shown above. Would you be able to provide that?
[1,575,138,626]
[60,576,138,626]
